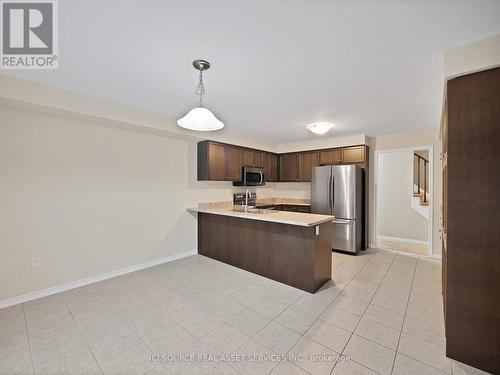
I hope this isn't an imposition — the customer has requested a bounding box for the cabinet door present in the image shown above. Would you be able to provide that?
[242,149,254,166]
[225,146,241,181]
[269,154,278,181]
[319,149,342,165]
[280,153,299,181]
[264,153,279,182]
[341,146,365,163]
[298,152,319,182]
[207,142,226,180]
[253,151,264,168]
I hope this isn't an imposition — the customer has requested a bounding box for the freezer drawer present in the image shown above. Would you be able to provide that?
[332,219,361,253]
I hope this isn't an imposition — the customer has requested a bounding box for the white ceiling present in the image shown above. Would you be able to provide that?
[7,0,500,143]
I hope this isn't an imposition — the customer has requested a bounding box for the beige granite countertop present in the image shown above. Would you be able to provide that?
[187,207,333,227]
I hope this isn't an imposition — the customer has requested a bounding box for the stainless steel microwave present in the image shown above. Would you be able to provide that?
[233,166,266,186]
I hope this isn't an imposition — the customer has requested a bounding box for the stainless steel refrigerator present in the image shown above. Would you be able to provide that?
[311,165,363,253]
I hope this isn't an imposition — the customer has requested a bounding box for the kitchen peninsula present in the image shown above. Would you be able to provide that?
[188,204,334,293]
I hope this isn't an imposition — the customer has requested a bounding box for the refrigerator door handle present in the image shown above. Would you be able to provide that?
[328,173,333,212]
[332,219,351,224]
[331,174,335,214]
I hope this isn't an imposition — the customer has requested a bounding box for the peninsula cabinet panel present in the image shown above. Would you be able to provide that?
[198,213,331,293]
[341,146,365,164]
[298,151,319,182]
[444,67,500,375]
[280,153,299,182]
[242,149,254,167]
[225,145,242,181]
[319,149,342,165]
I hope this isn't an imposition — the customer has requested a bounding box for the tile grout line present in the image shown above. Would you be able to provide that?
[21,304,36,375]
[223,254,368,375]
[331,252,399,375]
[60,290,105,375]
[389,258,451,375]
[389,255,418,375]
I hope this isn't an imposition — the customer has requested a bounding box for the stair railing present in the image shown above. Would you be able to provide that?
[414,153,429,203]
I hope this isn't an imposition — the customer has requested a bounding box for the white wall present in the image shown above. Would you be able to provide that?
[368,128,441,257]
[0,102,277,301]
[444,34,500,78]
[376,150,427,241]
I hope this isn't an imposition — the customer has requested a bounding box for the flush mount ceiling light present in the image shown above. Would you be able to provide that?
[306,122,334,135]
[177,59,224,131]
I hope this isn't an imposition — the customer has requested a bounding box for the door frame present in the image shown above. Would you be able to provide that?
[373,146,434,257]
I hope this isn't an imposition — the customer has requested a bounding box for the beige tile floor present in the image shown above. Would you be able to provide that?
[0,248,491,375]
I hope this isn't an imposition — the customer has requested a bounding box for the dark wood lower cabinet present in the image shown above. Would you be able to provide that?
[278,204,311,213]
[198,213,331,293]
[444,67,500,374]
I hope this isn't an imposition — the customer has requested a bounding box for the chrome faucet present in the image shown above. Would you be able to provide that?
[245,188,250,213]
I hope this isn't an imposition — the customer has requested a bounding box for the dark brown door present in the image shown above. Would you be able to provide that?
[298,152,319,182]
[242,149,254,166]
[225,145,241,181]
[341,146,365,163]
[280,153,298,182]
[253,151,264,168]
[445,67,500,374]
[207,142,226,180]
[319,148,342,165]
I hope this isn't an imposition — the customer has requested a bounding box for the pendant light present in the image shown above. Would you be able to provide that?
[177,60,224,131]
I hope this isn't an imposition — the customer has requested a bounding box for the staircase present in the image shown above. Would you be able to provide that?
[412,152,430,219]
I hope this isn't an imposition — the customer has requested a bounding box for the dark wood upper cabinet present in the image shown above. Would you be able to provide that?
[198,141,367,182]
[242,149,254,167]
[341,146,365,164]
[225,145,242,181]
[319,146,366,165]
[253,151,264,168]
[198,141,241,181]
[206,142,225,180]
[319,149,342,165]
[298,151,319,182]
[280,153,299,182]
[263,153,278,182]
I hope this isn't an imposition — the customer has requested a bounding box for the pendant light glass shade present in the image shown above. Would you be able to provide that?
[177,107,224,131]
[177,59,224,131]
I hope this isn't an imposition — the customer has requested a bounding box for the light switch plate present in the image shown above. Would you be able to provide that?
[31,257,41,269]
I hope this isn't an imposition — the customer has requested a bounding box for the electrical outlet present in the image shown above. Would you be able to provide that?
[31,257,41,269]
[315,225,320,236]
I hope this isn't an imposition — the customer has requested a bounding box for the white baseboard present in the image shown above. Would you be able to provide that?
[377,235,428,245]
[0,250,197,309]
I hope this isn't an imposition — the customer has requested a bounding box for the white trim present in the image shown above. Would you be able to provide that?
[373,146,434,257]
[377,235,428,245]
[0,250,197,309]
[366,245,441,262]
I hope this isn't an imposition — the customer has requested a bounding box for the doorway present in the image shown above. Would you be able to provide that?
[374,147,433,256]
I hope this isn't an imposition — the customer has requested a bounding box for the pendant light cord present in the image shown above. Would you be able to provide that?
[196,69,205,107]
